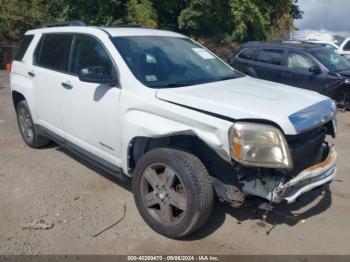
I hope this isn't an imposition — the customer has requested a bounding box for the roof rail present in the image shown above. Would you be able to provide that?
[40,20,87,28]
[112,24,148,28]
[280,40,304,44]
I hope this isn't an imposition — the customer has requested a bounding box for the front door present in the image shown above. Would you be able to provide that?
[61,34,122,165]
[280,51,326,93]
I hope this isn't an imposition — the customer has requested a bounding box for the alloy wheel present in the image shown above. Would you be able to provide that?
[18,107,34,144]
[140,163,187,225]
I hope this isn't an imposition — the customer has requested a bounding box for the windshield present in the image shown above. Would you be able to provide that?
[312,49,350,72]
[112,36,241,88]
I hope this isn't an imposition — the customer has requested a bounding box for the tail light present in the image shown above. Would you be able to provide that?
[6,62,12,75]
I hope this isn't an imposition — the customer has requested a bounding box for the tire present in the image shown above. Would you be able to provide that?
[16,100,50,148]
[132,148,213,238]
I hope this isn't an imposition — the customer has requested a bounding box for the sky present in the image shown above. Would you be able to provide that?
[294,0,350,37]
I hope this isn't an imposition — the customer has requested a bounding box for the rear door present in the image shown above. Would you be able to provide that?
[31,33,73,136]
[280,50,326,93]
[252,48,285,82]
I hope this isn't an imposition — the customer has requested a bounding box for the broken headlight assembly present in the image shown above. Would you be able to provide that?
[229,122,292,169]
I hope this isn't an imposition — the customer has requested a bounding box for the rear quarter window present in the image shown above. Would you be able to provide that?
[238,48,256,60]
[34,34,73,72]
[13,35,34,61]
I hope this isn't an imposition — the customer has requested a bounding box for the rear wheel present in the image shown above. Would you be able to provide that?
[132,148,213,238]
[16,100,50,148]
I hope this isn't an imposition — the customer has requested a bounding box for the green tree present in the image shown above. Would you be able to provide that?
[0,0,48,43]
[228,0,268,42]
[126,0,157,28]
[178,0,233,39]
[47,0,126,26]
[178,0,302,42]
[150,0,189,31]
[178,0,268,42]
[0,0,303,47]
[254,0,303,40]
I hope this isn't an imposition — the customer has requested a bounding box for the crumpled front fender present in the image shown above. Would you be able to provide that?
[121,108,233,174]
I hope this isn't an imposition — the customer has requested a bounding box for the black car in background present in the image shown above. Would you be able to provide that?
[229,41,350,109]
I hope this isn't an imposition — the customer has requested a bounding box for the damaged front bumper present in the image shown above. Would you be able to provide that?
[275,147,337,203]
[211,146,337,207]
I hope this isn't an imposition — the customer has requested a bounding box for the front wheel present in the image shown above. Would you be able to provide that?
[132,148,213,238]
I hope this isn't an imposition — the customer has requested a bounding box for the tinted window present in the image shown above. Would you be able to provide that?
[14,35,34,61]
[256,49,283,65]
[238,48,256,60]
[35,34,72,72]
[69,35,114,76]
[112,36,240,88]
[343,40,350,51]
[287,51,315,70]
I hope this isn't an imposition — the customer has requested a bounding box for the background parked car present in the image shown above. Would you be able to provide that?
[296,33,350,61]
[229,41,350,110]
[301,40,339,52]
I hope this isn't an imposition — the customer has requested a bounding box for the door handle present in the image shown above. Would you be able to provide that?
[61,81,73,89]
[28,71,35,77]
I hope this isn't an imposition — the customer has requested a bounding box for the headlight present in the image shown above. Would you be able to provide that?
[230,122,292,169]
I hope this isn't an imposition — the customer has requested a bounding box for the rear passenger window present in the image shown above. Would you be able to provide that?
[13,35,34,61]
[238,48,256,60]
[256,49,283,65]
[35,34,73,72]
[68,35,114,76]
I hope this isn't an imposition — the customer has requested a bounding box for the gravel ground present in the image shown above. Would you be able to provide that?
[1,70,350,255]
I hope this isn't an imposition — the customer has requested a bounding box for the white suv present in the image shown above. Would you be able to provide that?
[10,23,337,238]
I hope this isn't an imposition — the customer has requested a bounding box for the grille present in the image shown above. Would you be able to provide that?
[285,126,326,177]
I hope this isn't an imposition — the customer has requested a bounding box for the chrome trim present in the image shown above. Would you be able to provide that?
[289,99,336,134]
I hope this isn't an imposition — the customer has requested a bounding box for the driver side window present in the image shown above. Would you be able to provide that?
[287,51,315,70]
[69,35,114,76]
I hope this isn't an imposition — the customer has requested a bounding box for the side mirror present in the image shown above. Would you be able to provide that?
[78,66,117,85]
[309,65,321,74]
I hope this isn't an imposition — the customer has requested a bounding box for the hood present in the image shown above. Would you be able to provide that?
[156,76,335,135]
